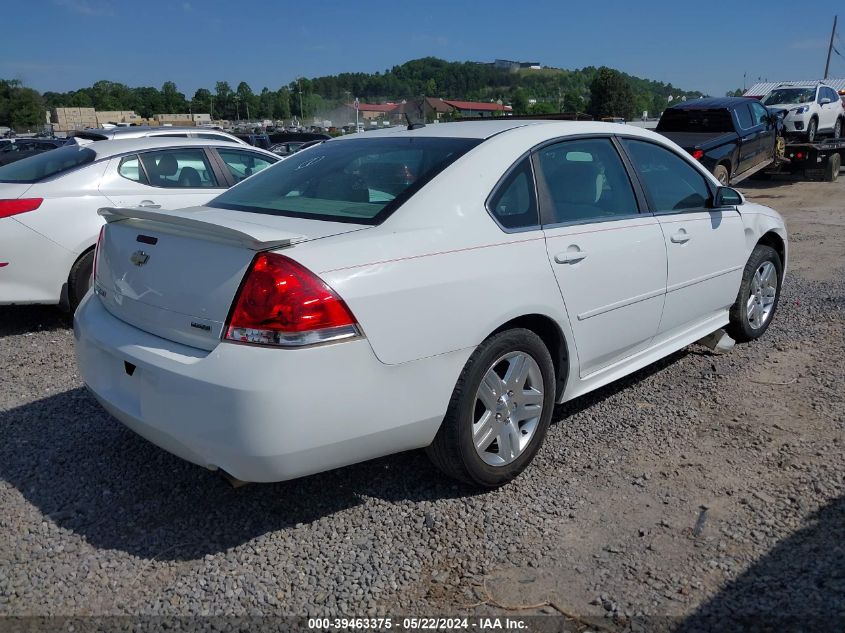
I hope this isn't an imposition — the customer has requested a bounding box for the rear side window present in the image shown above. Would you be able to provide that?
[0,145,96,183]
[216,149,276,183]
[117,155,148,185]
[622,139,710,212]
[487,157,539,230]
[535,138,638,224]
[138,149,218,189]
[209,137,482,225]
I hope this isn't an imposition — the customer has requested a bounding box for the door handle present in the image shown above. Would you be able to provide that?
[670,231,690,244]
[137,200,160,209]
[554,250,588,264]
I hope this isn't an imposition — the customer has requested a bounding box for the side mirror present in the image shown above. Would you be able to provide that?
[820,97,832,105]
[715,186,743,207]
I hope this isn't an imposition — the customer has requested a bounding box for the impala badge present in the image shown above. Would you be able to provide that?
[130,250,149,267]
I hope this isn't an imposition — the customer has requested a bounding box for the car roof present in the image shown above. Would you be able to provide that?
[667,97,757,110]
[329,119,666,142]
[81,136,278,159]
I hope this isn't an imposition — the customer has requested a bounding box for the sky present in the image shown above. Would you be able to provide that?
[2,0,843,99]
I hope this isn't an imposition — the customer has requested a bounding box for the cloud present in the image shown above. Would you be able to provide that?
[54,0,114,16]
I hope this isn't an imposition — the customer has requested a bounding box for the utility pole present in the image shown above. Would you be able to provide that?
[825,15,837,79]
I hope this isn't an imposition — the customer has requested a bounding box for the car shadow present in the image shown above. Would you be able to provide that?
[674,493,845,633]
[0,345,693,562]
[0,305,71,338]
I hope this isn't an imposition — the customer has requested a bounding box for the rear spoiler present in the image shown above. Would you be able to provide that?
[98,206,305,251]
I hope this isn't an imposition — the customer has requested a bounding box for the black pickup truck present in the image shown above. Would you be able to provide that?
[656,97,781,185]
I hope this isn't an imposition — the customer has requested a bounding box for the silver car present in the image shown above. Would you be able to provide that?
[72,126,248,146]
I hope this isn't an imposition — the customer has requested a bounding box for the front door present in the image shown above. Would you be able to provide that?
[620,138,746,338]
[534,137,667,377]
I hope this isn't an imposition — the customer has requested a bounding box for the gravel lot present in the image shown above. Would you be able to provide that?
[1,174,843,631]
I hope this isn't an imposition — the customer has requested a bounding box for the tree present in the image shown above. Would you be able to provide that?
[511,88,529,115]
[563,92,585,112]
[587,66,635,120]
[161,81,187,114]
[236,81,258,120]
[725,88,744,97]
[528,101,558,115]
[274,88,291,120]
[10,87,44,131]
[215,81,232,119]
[191,88,212,115]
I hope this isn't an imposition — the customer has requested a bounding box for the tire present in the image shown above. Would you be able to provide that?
[825,152,841,182]
[834,118,843,140]
[68,250,94,312]
[726,244,782,343]
[806,118,818,143]
[426,328,556,488]
[712,164,730,185]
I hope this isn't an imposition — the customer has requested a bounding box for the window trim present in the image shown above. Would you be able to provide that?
[529,134,647,230]
[616,136,721,217]
[483,151,541,233]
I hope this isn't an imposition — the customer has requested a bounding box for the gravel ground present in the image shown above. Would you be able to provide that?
[1,176,843,631]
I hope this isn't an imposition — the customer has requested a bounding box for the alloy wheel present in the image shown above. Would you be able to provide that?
[472,351,544,466]
[747,261,778,330]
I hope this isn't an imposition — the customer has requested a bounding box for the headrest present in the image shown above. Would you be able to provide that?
[155,153,178,177]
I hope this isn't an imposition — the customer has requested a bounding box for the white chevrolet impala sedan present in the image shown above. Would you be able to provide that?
[74,121,787,487]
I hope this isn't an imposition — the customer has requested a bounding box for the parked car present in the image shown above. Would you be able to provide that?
[761,83,845,142]
[0,138,65,166]
[72,126,249,146]
[233,133,272,149]
[0,137,278,310]
[656,97,781,185]
[75,120,787,487]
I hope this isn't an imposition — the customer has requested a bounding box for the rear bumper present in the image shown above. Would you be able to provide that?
[74,294,467,482]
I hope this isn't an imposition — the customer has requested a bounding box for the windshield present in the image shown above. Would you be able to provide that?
[209,136,482,225]
[656,108,735,133]
[0,144,97,183]
[763,88,815,105]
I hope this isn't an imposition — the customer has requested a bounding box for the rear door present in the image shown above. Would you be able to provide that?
[535,137,667,377]
[99,147,227,210]
[620,138,746,338]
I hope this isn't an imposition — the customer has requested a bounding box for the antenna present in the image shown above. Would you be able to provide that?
[825,15,838,79]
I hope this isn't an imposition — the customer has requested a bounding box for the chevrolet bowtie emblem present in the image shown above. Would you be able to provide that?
[130,250,149,266]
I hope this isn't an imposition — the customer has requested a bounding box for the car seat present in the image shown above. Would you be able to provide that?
[178,166,202,188]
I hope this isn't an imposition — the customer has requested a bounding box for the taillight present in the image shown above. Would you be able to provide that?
[691,149,705,160]
[224,252,360,347]
[92,225,105,283]
[0,198,43,219]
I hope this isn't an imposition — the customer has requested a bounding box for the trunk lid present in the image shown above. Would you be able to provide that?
[95,205,368,350]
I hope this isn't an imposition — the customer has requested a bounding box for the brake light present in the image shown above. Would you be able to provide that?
[92,225,105,283]
[224,252,359,347]
[691,149,705,160]
[0,198,43,219]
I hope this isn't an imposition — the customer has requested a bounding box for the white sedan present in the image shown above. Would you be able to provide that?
[74,121,787,487]
[0,137,278,310]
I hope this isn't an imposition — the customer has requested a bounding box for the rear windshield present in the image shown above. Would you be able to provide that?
[209,136,481,224]
[656,108,735,133]
[0,144,97,183]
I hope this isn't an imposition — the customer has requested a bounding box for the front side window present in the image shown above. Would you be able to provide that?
[209,137,481,224]
[535,138,638,224]
[487,157,539,230]
[750,102,769,126]
[0,145,96,183]
[138,149,218,189]
[622,139,710,213]
[216,149,276,183]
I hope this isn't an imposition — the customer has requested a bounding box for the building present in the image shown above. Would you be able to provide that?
[442,99,512,118]
[493,59,542,72]
[745,79,845,99]
[154,113,194,125]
